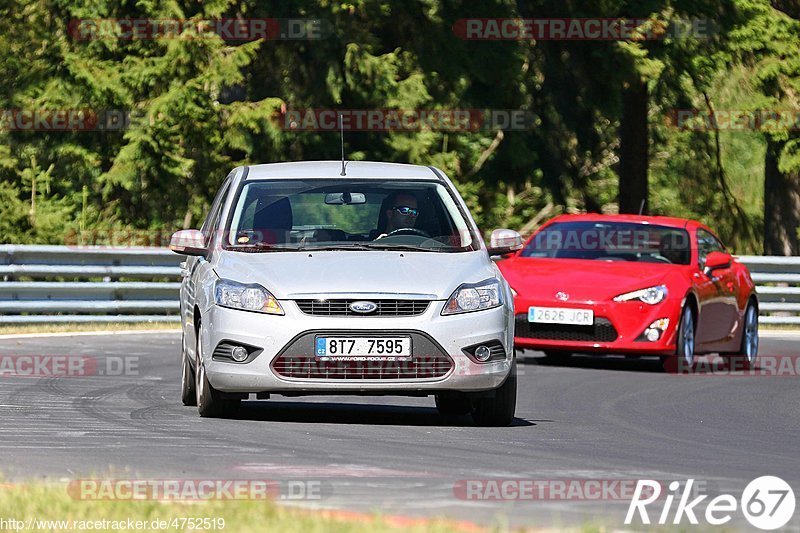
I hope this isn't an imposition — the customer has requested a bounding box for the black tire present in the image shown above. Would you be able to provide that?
[722,301,759,370]
[664,305,696,373]
[434,395,472,416]
[180,334,197,406]
[471,360,517,427]
[195,321,238,418]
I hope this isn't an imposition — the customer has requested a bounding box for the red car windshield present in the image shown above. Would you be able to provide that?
[520,221,691,265]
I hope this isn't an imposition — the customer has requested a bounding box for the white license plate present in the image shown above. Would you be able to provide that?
[314,336,412,359]
[528,307,594,325]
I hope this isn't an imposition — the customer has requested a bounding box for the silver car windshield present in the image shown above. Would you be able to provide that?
[224,179,477,252]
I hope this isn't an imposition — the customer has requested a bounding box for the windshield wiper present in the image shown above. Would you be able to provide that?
[357,243,447,252]
[232,243,305,252]
[299,243,378,251]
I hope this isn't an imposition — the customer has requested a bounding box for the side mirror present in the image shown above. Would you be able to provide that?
[487,229,523,257]
[703,251,732,275]
[169,229,207,256]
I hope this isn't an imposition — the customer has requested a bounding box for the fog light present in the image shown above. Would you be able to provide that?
[474,345,492,362]
[643,318,670,342]
[231,346,248,362]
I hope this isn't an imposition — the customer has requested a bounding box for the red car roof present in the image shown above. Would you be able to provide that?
[540,213,701,230]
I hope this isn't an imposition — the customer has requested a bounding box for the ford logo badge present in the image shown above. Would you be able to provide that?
[350,301,378,314]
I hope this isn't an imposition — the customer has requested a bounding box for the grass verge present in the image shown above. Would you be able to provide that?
[759,323,800,331]
[0,482,481,533]
[0,322,180,335]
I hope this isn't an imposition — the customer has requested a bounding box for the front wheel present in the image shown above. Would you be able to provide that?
[195,322,239,418]
[663,305,695,373]
[180,338,196,406]
[471,361,517,427]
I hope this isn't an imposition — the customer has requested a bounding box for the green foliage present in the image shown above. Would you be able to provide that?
[0,0,796,252]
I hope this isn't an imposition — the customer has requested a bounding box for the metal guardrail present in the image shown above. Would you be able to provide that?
[0,246,798,325]
[736,256,800,325]
[0,245,182,324]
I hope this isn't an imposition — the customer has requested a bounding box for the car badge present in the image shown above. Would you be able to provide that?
[349,301,378,314]
[555,291,569,302]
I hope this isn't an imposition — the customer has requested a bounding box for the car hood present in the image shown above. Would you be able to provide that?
[213,250,497,300]
[498,257,679,302]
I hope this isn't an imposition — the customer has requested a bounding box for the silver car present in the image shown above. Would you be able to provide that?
[169,161,522,426]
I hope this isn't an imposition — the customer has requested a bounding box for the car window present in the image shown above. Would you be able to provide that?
[224,179,476,252]
[697,229,725,269]
[519,221,691,265]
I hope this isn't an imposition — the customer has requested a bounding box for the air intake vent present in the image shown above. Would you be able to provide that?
[515,314,618,342]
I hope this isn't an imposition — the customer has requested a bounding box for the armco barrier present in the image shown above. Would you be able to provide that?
[736,256,800,325]
[0,246,798,325]
[0,245,182,324]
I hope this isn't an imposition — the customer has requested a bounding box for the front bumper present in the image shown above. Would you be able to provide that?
[512,297,682,355]
[199,299,513,393]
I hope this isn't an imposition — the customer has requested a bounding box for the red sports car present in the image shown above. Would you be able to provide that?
[497,214,759,371]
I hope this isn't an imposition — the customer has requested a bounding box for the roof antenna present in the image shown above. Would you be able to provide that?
[339,113,347,176]
[638,199,646,215]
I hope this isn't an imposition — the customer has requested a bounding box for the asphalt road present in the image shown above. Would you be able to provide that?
[1,330,799,530]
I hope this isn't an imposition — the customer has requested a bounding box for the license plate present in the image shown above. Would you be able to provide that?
[528,307,594,325]
[314,336,412,360]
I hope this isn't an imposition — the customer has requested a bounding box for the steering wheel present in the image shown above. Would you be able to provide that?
[648,254,673,264]
[376,227,431,239]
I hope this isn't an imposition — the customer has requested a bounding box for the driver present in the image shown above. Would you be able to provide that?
[373,192,419,239]
[659,232,690,264]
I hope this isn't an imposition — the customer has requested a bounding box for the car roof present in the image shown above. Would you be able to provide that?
[243,161,441,181]
[543,213,699,230]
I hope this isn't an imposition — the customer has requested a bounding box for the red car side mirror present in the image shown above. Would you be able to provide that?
[704,251,732,274]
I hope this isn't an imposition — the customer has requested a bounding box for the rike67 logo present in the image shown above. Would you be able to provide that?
[625,476,795,530]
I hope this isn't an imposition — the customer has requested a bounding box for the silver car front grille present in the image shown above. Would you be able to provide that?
[294,299,430,317]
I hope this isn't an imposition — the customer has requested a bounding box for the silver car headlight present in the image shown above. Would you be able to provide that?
[214,279,284,315]
[442,278,503,315]
[613,285,668,305]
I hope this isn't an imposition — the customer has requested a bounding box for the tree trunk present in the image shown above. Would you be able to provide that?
[764,138,800,255]
[618,78,649,214]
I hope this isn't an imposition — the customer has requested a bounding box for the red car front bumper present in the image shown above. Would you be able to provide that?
[512,297,683,355]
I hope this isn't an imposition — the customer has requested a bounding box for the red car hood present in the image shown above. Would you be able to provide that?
[498,257,678,302]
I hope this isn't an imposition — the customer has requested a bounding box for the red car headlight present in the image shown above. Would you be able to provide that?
[613,285,668,305]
